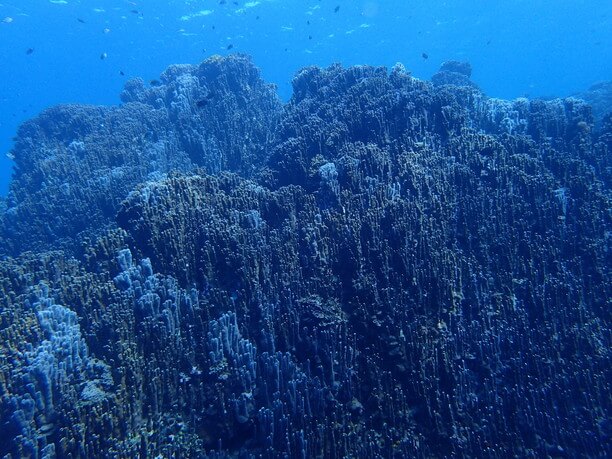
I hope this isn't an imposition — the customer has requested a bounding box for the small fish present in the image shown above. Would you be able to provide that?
[308,35,312,40]
[227,43,233,50]
[421,52,428,59]
[77,18,85,23]
[334,5,340,13]
[130,9,139,15]
[196,99,210,108]
[100,52,108,60]
[26,48,34,55]
[219,0,227,4]
[103,27,111,34]
[120,70,125,76]
[2,16,13,24]
[150,79,161,87]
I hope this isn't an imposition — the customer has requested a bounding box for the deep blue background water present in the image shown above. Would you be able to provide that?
[1,0,610,196]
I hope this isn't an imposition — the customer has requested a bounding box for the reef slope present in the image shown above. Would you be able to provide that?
[0,55,610,458]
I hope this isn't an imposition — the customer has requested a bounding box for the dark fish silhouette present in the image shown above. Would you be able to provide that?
[334,5,340,13]
[100,52,108,60]
[227,44,234,50]
[150,79,161,87]
[422,52,428,59]
[130,10,139,15]
[120,70,125,76]
[77,18,85,23]
[26,48,34,55]
[196,93,215,108]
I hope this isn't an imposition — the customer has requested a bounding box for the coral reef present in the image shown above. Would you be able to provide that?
[431,60,476,88]
[1,54,280,255]
[0,57,610,458]
[575,80,612,127]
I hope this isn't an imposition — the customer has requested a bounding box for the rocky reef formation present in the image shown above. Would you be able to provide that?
[0,55,610,458]
[575,80,612,128]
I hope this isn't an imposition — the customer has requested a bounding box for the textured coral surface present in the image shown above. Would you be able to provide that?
[0,55,610,458]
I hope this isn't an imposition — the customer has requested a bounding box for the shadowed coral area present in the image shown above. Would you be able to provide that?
[0,55,610,458]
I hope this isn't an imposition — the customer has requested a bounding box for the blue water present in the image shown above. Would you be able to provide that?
[0,0,610,195]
